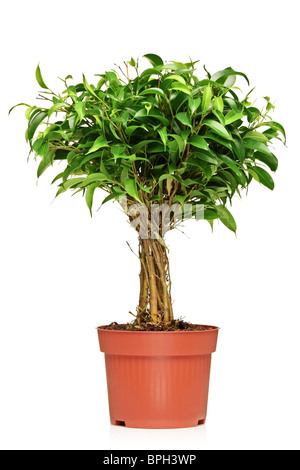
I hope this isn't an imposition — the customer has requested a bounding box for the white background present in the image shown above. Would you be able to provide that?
[0,0,299,451]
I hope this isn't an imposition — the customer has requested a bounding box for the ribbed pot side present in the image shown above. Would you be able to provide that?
[97,326,219,429]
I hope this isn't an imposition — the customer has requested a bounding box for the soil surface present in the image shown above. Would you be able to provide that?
[100,320,214,332]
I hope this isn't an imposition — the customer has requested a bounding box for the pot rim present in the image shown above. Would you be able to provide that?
[97,324,220,333]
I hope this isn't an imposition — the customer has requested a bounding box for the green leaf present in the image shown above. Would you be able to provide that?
[244,131,269,142]
[28,110,48,141]
[125,125,148,137]
[51,172,64,185]
[218,154,245,183]
[244,139,273,156]
[173,194,187,205]
[48,102,66,118]
[205,132,233,152]
[169,134,186,154]
[101,191,126,207]
[56,177,85,196]
[125,178,141,202]
[128,57,136,67]
[169,82,192,95]
[134,109,169,126]
[231,136,245,162]
[202,85,213,113]
[188,151,218,165]
[148,113,169,126]
[139,87,166,98]
[213,110,225,125]
[219,170,239,193]
[216,205,237,233]
[143,54,164,67]
[188,135,210,151]
[247,166,275,190]
[203,119,233,140]
[262,128,278,140]
[25,106,37,120]
[259,121,286,143]
[131,139,161,154]
[86,136,109,154]
[82,74,99,100]
[158,127,168,150]
[252,151,278,172]
[245,107,261,123]
[111,143,128,159]
[74,101,85,121]
[176,112,192,128]
[37,149,56,177]
[188,97,201,115]
[85,183,97,216]
[35,63,49,89]
[204,208,219,221]
[8,103,30,115]
[80,173,108,186]
[165,74,186,85]
[211,67,250,86]
[213,96,224,113]
[68,114,77,132]
[100,160,113,181]
[224,110,244,125]
[159,173,184,187]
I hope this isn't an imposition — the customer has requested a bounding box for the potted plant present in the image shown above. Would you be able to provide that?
[11,54,286,429]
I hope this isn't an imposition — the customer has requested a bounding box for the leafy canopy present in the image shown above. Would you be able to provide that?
[11,55,286,233]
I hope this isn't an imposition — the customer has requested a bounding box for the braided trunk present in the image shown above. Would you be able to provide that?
[138,238,173,324]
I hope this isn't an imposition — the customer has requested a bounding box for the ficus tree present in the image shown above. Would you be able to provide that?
[11,54,286,327]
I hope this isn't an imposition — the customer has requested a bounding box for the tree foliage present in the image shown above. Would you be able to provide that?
[11,54,286,233]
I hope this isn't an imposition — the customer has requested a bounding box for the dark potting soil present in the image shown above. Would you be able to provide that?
[100,320,213,332]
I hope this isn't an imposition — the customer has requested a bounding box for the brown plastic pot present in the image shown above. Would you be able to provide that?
[97,325,219,429]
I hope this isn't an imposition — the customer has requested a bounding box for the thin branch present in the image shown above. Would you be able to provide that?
[124,61,130,83]
[126,241,139,258]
